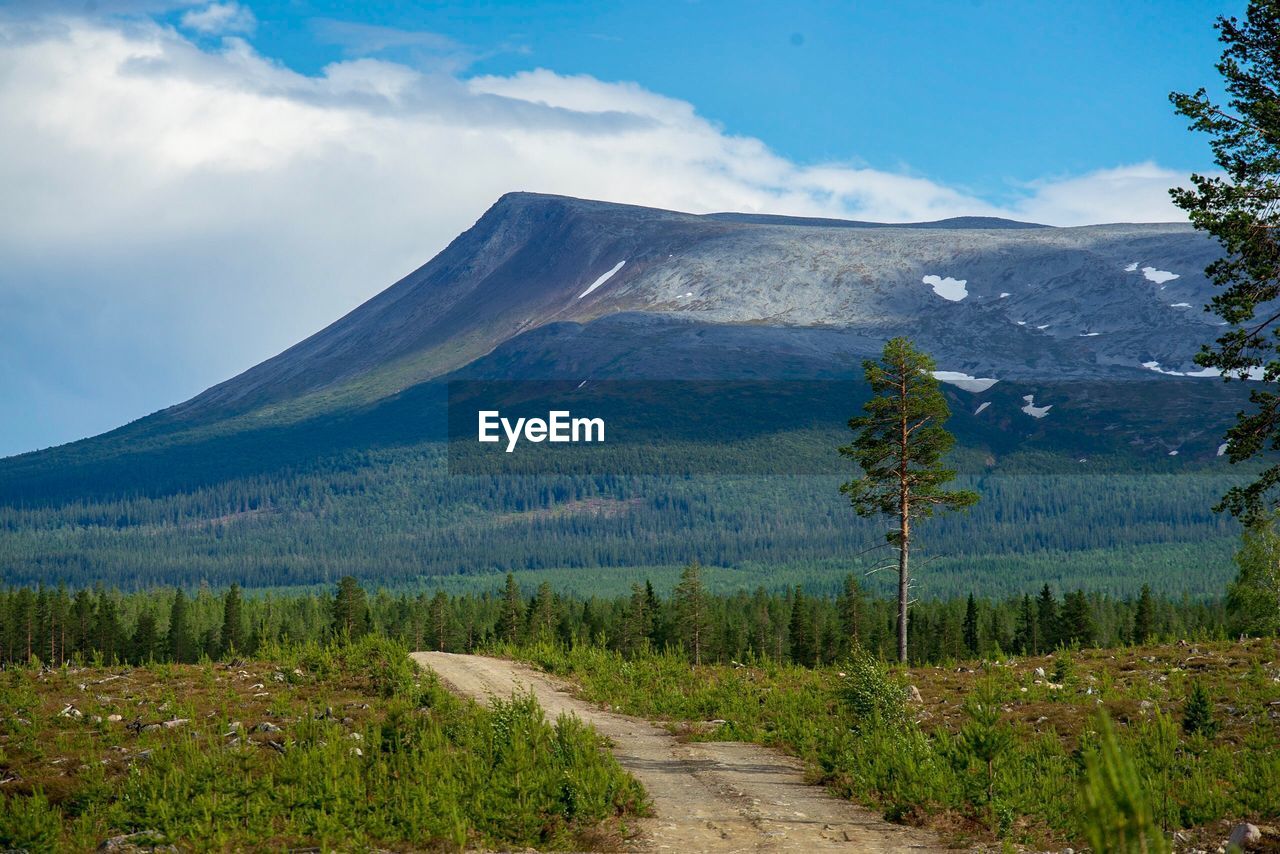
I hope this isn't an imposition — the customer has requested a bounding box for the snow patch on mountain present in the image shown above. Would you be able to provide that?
[974,401,991,415]
[933,371,998,392]
[1218,442,1229,457]
[1142,266,1179,284]
[579,261,626,298]
[1125,262,1139,272]
[923,275,968,301]
[1021,394,1052,418]
[1142,361,1246,379]
[1170,302,1191,308]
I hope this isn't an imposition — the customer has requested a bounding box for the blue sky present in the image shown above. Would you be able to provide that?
[162,0,1233,198]
[0,0,1240,456]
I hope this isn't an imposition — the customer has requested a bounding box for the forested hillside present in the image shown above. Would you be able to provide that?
[0,435,1245,596]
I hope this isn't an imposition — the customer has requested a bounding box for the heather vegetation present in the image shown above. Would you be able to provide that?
[508,638,1280,850]
[0,634,646,851]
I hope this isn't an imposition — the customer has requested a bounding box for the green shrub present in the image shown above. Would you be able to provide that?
[1181,681,1217,739]
[0,789,63,851]
[1079,714,1169,854]
[837,645,907,731]
[956,680,1015,832]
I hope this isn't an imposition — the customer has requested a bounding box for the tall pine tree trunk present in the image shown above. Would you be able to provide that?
[897,367,911,664]
[898,496,910,663]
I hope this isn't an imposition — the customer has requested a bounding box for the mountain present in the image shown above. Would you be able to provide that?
[0,193,1252,594]
[163,192,1224,419]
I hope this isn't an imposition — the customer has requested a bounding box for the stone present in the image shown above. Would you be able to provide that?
[253,721,282,733]
[1228,823,1261,848]
[907,685,924,703]
[98,830,176,852]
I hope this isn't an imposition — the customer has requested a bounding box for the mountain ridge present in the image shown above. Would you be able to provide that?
[159,192,1215,426]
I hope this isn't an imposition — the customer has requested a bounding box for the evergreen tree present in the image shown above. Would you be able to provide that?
[1170,1,1280,518]
[167,589,196,663]
[529,582,557,643]
[220,583,246,655]
[35,585,50,663]
[580,599,605,644]
[643,579,663,647]
[986,608,1011,656]
[429,590,450,651]
[12,587,35,662]
[70,589,93,659]
[963,592,980,655]
[200,626,220,660]
[1036,585,1060,650]
[130,610,159,663]
[495,573,524,644]
[1062,590,1096,648]
[621,583,652,657]
[51,584,70,665]
[788,587,816,667]
[836,573,863,652]
[839,337,979,662]
[94,594,124,664]
[1133,584,1156,644]
[331,576,369,638]
[673,560,710,665]
[1182,681,1218,738]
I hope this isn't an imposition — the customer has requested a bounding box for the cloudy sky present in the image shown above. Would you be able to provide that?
[0,0,1235,457]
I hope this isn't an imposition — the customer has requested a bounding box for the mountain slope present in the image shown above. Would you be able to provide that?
[166,192,1224,424]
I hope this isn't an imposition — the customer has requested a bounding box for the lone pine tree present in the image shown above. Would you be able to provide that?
[840,337,979,663]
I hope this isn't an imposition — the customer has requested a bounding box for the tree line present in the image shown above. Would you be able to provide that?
[0,569,1250,670]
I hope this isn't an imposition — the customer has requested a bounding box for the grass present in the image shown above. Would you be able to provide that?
[0,636,648,852]
[507,638,1280,851]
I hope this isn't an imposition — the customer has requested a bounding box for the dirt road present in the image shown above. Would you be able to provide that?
[412,651,945,853]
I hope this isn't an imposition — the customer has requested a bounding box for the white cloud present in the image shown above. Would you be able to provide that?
[1011,163,1188,225]
[0,13,1202,455]
[180,2,255,35]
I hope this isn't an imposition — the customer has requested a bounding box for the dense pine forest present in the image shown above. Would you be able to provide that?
[0,571,1238,669]
[0,438,1246,597]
